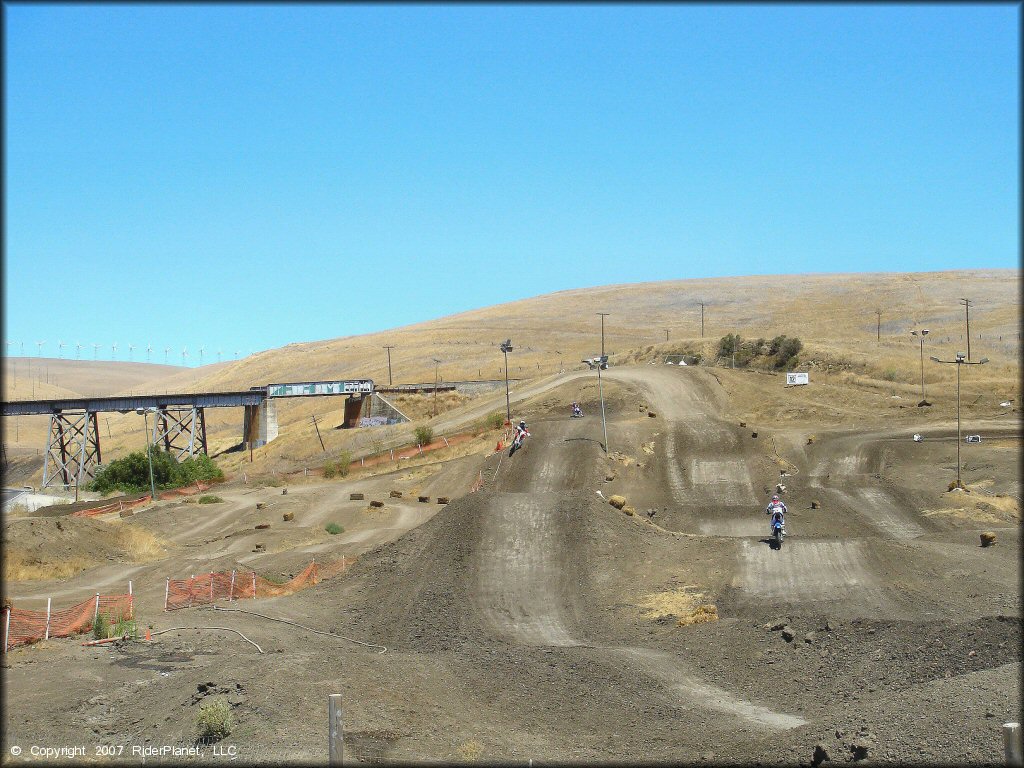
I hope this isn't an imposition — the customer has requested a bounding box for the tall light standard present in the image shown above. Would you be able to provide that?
[500,339,513,424]
[930,353,988,489]
[959,298,973,361]
[136,407,158,501]
[431,358,441,417]
[911,329,930,404]
[597,313,610,359]
[383,345,395,386]
[597,354,609,454]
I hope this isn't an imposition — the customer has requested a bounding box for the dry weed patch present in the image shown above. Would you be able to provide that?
[113,525,168,561]
[638,586,718,627]
[3,549,96,581]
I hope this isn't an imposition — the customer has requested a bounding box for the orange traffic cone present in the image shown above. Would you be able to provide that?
[496,441,503,452]
[145,629,151,641]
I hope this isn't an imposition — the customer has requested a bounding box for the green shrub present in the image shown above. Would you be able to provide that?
[334,450,352,478]
[414,425,434,446]
[487,412,505,429]
[86,447,223,495]
[325,522,344,535]
[775,337,803,368]
[322,463,337,479]
[93,613,109,640]
[113,616,138,639]
[882,368,900,382]
[717,334,741,357]
[197,495,223,504]
[196,698,233,742]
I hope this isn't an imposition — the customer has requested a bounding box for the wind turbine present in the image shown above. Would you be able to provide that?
[112,342,118,360]
[36,340,45,357]
[93,343,101,360]
[5,341,13,355]
[57,340,66,358]
[217,349,222,363]
[146,344,152,362]
[198,346,205,366]
[234,350,240,359]
[164,346,171,364]
[75,342,83,359]
[181,346,189,366]
[128,343,136,361]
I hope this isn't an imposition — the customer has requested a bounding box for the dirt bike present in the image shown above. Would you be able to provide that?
[770,512,785,550]
[570,406,584,419]
[508,431,527,456]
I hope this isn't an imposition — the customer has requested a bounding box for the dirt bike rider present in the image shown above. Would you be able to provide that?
[514,419,530,444]
[765,494,787,536]
[571,401,582,417]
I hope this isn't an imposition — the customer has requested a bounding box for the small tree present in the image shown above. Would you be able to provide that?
[717,334,741,357]
[335,450,353,477]
[414,425,434,446]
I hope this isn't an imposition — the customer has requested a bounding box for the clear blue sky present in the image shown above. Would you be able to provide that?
[4,3,1019,365]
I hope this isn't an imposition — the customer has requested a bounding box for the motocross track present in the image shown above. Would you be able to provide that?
[3,365,1020,765]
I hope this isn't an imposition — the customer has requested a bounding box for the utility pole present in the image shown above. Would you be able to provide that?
[959,298,973,361]
[500,340,513,424]
[382,345,395,386]
[911,329,930,402]
[597,313,609,359]
[311,415,325,451]
[930,353,988,489]
[875,309,882,342]
[699,302,705,338]
[432,359,441,417]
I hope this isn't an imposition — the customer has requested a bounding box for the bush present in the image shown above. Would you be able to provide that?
[775,337,803,368]
[882,368,900,382]
[325,522,344,535]
[487,412,505,429]
[718,334,741,357]
[93,613,109,640]
[414,425,434,446]
[196,698,233,742]
[322,462,337,479]
[113,616,138,639]
[335,450,352,478]
[197,495,223,504]
[86,447,223,495]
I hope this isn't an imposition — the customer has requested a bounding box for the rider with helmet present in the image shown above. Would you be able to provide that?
[514,419,530,442]
[765,494,787,536]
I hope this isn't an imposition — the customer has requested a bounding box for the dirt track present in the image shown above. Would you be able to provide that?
[3,365,1020,764]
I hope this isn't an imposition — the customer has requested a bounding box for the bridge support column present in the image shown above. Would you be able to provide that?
[242,400,278,448]
[41,410,101,489]
[153,406,208,461]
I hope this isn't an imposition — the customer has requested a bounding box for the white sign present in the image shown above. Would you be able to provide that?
[786,372,809,386]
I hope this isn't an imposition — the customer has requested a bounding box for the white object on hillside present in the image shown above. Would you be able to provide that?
[1001,401,1012,407]
[965,435,982,443]
[786,372,809,386]
[913,434,923,442]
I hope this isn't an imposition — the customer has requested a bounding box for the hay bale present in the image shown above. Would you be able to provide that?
[256,502,266,510]
[647,411,657,418]
[608,495,627,510]
[811,500,821,509]
[255,523,270,530]
[350,492,364,501]
[282,488,288,495]
[437,496,450,505]
[739,421,746,427]
[751,431,758,438]
[253,543,266,552]
[119,508,134,518]
[622,505,636,516]
[283,512,294,522]
[369,500,385,508]
[807,435,815,444]
[389,490,403,499]
[980,531,997,547]
[418,496,430,503]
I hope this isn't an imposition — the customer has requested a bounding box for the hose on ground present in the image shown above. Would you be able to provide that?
[208,605,387,654]
[150,626,264,653]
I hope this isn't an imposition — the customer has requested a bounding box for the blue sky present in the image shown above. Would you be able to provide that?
[4,4,1019,365]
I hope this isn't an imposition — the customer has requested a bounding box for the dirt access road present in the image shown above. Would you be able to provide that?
[3,365,1020,764]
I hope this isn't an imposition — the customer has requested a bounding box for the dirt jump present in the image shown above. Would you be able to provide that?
[3,365,1020,764]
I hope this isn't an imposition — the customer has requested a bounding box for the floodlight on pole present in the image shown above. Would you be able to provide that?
[500,340,513,424]
[929,353,988,489]
[597,313,610,359]
[383,345,395,386]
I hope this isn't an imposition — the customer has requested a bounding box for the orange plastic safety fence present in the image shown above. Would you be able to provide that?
[164,557,355,611]
[73,482,212,518]
[4,593,133,650]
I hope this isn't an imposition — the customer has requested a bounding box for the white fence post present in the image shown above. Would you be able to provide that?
[164,577,170,611]
[252,572,257,599]
[390,449,394,462]
[4,607,11,653]
[44,598,52,640]
[328,693,343,765]
[128,581,133,619]
[229,570,236,602]
[93,593,100,624]
[442,436,449,448]
[209,572,215,602]
[189,575,195,608]
[1006,722,1023,767]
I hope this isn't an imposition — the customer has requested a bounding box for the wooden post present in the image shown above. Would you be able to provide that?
[45,598,52,640]
[328,693,344,765]
[128,581,133,619]
[1006,722,1023,767]
[164,577,170,611]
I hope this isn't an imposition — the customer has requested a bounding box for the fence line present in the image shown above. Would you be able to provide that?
[74,481,214,518]
[4,591,134,651]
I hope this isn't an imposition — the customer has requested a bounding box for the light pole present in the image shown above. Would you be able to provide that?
[597,312,609,359]
[500,340,513,424]
[930,353,988,489]
[597,355,609,454]
[136,407,158,501]
[911,329,929,403]
[959,298,973,361]
[383,345,395,386]
[431,358,441,417]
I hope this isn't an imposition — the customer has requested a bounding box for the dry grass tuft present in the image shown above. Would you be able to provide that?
[115,525,167,561]
[677,604,719,626]
[455,740,484,761]
[3,549,96,581]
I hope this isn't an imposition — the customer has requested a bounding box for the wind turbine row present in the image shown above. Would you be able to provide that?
[6,340,246,364]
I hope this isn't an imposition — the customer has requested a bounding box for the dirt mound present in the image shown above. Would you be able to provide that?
[3,516,168,582]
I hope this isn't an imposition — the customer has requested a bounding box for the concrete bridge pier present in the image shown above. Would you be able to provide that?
[242,399,278,449]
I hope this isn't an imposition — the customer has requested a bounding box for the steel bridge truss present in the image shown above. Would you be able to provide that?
[154,406,208,462]
[42,411,102,489]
